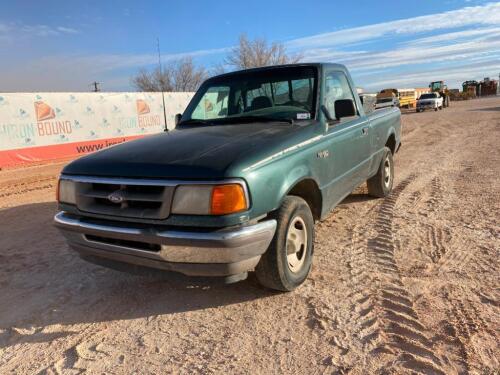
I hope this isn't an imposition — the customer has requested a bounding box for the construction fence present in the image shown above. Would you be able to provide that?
[0,92,194,168]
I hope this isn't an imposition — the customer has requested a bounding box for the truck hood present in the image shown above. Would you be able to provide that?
[62,123,313,179]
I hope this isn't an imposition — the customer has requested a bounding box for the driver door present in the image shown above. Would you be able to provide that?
[323,70,371,206]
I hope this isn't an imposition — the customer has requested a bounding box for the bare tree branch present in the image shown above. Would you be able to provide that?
[131,57,207,92]
[224,34,302,70]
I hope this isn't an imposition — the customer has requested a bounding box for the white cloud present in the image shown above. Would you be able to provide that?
[56,26,79,34]
[287,2,500,49]
[360,60,500,89]
[404,26,500,46]
[0,22,80,42]
[288,3,500,90]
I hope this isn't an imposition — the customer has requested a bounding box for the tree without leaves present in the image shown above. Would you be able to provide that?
[224,34,302,70]
[131,57,208,92]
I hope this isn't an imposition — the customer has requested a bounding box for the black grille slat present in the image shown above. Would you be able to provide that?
[85,234,161,252]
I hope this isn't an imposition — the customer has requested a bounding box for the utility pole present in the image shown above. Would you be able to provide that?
[91,81,101,92]
[157,37,168,131]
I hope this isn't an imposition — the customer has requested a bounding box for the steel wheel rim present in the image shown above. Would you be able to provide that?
[286,216,307,273]
[384,156,391,188]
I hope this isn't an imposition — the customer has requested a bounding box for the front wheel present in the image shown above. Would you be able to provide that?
[256,196,314,291]
[367,146,394,198]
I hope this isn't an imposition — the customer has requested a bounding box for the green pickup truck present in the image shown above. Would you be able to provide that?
[55,63,401,291]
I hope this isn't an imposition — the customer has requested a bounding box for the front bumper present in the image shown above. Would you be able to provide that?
[417,103,436,109]
[54,212,276,277]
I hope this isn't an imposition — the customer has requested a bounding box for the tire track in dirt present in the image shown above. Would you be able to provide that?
[37,325,102,375]
[400,172,454,268]
[443,294,499,373]
[348,175,449,374]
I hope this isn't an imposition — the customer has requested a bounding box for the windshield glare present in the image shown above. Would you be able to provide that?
[181,67,317,124]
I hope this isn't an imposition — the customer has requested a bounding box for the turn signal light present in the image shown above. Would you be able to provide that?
[210,184,247,215]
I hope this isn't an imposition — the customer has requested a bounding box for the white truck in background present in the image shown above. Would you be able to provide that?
[416,92,443,112]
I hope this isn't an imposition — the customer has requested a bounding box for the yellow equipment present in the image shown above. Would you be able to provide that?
[377,88,416,109]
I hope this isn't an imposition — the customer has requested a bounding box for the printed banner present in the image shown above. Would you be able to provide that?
[0,92,194,167]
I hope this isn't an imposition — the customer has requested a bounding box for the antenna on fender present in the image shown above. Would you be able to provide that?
[157,37,168,131]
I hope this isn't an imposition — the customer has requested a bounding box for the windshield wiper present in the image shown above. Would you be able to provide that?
[177,119,212,126]
[219,115,294,124]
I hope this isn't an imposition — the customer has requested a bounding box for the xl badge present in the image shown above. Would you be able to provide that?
[108,190,125,204]
[317,150,330,159]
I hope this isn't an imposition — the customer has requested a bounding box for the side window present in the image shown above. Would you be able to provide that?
[324,72,357,120]
[191,86,229,119]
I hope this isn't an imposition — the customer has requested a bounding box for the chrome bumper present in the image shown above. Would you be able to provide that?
[54,212,276,277]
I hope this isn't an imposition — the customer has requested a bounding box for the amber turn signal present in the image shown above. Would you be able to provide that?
[210,184,248,215]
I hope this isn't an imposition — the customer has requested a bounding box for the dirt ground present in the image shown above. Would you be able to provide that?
[0,97,498,374]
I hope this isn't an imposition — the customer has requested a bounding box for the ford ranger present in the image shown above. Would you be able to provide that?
[55,63,401,291]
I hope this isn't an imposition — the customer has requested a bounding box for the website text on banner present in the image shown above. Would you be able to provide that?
[0,92,194,167]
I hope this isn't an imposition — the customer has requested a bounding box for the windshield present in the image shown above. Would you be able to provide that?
[419,93,436,99]
[181,66,318,125]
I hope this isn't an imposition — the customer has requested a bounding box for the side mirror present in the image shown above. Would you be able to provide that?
[334,99,356,120]
[174,113,182,128]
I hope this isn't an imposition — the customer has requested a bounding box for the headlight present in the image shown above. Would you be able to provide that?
[171,183,248,215]
[57,178,77,204]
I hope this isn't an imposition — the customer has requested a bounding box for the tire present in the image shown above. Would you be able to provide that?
[416,109,421,113]
[434,107,438,111]
[367,146,394,198]
[256,196,314,291]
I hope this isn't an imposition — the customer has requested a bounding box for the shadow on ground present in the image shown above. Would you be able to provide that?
[469,106,500,112]
[0,203,277,347]
[0,190,372,347]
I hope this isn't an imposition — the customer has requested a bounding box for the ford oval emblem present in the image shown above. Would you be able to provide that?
[108,190,125,204]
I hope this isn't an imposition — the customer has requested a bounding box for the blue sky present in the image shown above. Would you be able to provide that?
[0,0,499,92]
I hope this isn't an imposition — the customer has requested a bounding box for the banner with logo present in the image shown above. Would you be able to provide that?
[0,92,194,168]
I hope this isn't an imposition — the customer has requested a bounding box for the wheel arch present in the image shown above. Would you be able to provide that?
[385,132,397,154]
[283,177,323,221]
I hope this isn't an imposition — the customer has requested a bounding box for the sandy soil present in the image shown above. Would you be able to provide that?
[0,97,499,374]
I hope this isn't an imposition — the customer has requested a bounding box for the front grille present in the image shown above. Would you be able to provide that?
[73,178,174,219]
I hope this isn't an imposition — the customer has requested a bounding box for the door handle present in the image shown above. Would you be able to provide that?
[362,127,369,135]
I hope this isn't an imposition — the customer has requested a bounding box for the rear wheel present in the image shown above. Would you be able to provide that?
[367,146,394,198]
[256,196,314,291]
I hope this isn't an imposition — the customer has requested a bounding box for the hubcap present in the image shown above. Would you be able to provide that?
[384,157,391,188]
[286,216,308,273]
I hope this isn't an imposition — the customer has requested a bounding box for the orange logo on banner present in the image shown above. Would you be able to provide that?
[34,101,56,121]
[136,99,150,115]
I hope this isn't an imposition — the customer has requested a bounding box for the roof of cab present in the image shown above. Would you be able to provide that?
[210,63,348,80]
